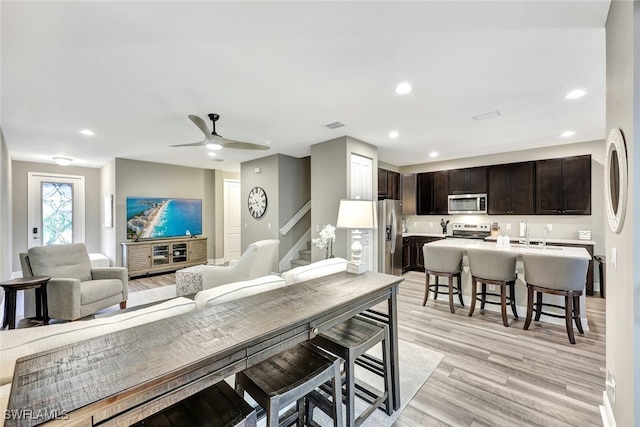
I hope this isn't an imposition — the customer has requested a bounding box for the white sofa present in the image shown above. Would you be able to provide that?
[0,297,197,425]
[282,257,348,285]
[194,274,287,309]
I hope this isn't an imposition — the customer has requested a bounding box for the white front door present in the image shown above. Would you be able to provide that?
[350,154,374,271]
[223,179,242,261]
[28,172,85,248]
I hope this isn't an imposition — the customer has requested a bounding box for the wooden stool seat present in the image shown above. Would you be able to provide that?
[133,380,256,427]
[467,249,518,327]
[235,343,343,427]
[422,245,464,313]
[312,316,392,427]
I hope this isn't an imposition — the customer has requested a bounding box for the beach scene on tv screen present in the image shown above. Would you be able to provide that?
[127,197,202,240]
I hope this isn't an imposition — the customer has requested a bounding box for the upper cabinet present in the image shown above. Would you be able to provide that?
[488,162,535,215]
[536,155,591,215]
[448,167,487,194]
[378,168,400,200]
[401,173,417,215]
[417,171,449,215]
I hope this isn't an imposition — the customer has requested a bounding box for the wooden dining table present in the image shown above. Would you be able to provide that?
[5,271,403,427]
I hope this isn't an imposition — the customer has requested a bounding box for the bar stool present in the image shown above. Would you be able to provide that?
[467,249,518,327]
[235,342,343,427]
[132,380,256,427]
[312,316,392,427]
[422,245,464,313]
[522,254,589,344]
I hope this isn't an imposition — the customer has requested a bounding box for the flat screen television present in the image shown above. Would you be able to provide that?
[126,197,202,240]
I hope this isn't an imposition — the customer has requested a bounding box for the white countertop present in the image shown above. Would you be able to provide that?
[402,232,449,238]
[484,236,596,246]
[425,238,592,260]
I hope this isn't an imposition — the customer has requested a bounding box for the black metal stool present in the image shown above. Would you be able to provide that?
[132,380,256,427]
[312,316,392,427]
[235,342,343,427]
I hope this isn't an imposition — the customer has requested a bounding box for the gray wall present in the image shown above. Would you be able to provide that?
[240,154,311,265]
[605,2,638,425]
[311,136,378,263]
[241,155,280,249]
[0,131,12,287]
[113,158,215,267]
[400,140,605,254]
[278,155,311,261]
[11,160,102,271]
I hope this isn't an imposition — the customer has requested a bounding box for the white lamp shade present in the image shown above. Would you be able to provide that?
[336,199,377,229]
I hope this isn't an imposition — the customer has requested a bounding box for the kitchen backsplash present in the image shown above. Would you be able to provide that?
[402,214,602,247]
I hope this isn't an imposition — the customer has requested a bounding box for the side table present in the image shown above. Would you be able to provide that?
[1,276,51,329]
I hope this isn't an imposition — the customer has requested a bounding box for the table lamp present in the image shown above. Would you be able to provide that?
[336,199,377,274]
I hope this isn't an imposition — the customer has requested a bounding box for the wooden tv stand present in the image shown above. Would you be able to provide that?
[121,237,207,278]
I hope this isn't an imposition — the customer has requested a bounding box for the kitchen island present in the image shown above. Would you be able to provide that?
[423,238,591,327]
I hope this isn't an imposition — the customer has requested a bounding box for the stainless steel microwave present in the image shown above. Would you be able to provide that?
[448,193,487,214]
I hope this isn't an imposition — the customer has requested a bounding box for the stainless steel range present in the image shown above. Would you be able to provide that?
[450,223,491,240]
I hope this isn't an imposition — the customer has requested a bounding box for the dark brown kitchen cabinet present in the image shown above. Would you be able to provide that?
[448,167,487,194]
[401,174,416,215]
[417,171,449,215]
[378,168,400,200]
[536,155,591,215]
[402,235,445,272]
[402,237,411,273]
[488,161,535,215]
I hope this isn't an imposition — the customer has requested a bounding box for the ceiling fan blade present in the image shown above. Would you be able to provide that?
[219,138,270,151]
[188,115,213,139]
[170,141,205,147]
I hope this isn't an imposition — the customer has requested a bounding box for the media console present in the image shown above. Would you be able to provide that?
[121,237,207,278]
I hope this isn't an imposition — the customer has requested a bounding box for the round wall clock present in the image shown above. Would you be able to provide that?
[604,128,628,233]
[248,186,267,219]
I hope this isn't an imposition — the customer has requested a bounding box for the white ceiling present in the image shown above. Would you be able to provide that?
[1,1,610,172]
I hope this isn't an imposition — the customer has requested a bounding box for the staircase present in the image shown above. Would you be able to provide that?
[289,241,311,268]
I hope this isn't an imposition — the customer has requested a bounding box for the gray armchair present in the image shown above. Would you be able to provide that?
[20,243,128,321]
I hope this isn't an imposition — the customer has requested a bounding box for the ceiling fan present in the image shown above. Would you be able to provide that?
[171,113,270,151]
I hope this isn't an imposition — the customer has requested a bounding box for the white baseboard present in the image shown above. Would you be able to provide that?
[600,391,617,427]
[10,270,23,279]
[279,229,311,273]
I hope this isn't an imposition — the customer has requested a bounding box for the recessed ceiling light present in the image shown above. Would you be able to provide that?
[53,156,73,166]
[429,152,439,158]
[395,82,412,95]
[388,131,399,138]
[207,151,217,157]
[79,129,94,136]
[206,142,222,150]
[565,89,586,99]
[560,130,576,137]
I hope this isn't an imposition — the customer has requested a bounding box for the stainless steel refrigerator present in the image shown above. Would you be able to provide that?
[378,199,402,276]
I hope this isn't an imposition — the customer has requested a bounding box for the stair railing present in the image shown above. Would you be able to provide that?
[279,200,311,236]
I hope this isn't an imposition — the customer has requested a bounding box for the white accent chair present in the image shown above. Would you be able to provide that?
[202,239,280,290]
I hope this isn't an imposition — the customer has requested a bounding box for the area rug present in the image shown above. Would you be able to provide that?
[308,339,443,427]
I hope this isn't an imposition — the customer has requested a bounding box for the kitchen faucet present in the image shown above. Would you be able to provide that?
[540,226,549,248]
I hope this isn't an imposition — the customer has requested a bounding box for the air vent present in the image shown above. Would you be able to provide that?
[472,110,501,120]
[325,121,346,129]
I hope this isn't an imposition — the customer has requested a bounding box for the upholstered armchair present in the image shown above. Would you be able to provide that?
[202,239,279,289]
[20,243,128,321]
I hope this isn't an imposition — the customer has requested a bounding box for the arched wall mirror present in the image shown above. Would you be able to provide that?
[604,128,628,233]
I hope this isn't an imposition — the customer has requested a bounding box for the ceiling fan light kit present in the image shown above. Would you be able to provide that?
[170,113,270,151]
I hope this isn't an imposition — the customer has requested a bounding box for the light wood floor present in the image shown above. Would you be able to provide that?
[129,270,605,427]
